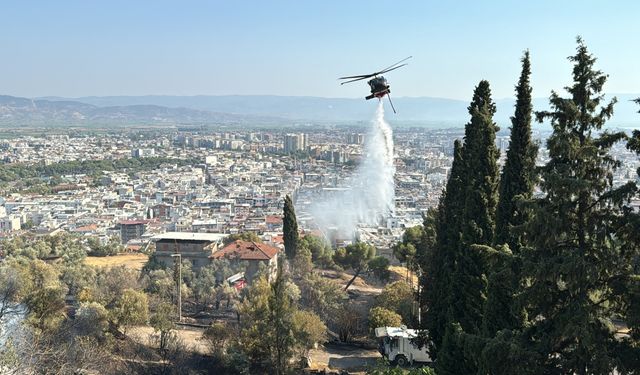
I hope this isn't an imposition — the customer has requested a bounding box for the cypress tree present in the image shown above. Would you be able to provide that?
[436,81,499,373]
[617,99,640,373]
[461,80,500,249]
[630,99,640,177]
[436,323,475,375]
[455,80,500,333]
[269,262,295,375]
[283,195,299,261]
[479,246,521,338]
[421,140,466,355]
[481,51,537,338]
[495,50,538,252]
[518,37,639,374]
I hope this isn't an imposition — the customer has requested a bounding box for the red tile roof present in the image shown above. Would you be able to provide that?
[211,240,279,261]
[265,215,283,224]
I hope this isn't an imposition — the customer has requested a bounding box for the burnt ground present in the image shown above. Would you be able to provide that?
[128,267,409,373]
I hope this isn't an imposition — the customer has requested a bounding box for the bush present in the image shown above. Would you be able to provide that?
[224,342,251,375]
[376,281,414,324]
[368,256,391,282]
[367,358,438,374]
[75,302,109,339]
[292,310,327,357]
[369,306,402,332]
[334,304,360,342]
[203,321,232,360]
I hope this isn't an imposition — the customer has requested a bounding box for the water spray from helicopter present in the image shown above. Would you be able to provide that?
[304,57,411,242]
[309,100,395,240]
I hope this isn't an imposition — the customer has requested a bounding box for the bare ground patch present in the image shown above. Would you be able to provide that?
[85,253,148,271]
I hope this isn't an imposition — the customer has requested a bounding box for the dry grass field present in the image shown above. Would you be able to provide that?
[388,265,418,286]
[84,253,149,271]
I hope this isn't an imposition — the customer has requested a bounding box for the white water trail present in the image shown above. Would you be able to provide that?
[310,101,395,239]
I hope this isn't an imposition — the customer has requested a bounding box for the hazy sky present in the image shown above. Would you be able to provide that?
[1,1,638,100]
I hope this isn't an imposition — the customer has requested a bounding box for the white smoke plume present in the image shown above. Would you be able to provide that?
[310,101,395,239]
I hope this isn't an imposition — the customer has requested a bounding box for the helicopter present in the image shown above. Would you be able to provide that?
[339,56,411,113]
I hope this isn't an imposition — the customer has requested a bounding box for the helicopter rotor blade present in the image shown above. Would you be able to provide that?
[338,73,375,80]
[340,76,371,85]
[378,63,409,75]
[339,56,411,80]
[378,56,412,74]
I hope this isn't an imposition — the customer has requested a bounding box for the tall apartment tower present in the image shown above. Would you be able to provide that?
[284,133,307,153]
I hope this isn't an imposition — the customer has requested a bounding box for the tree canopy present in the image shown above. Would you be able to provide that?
[333,242,376,290]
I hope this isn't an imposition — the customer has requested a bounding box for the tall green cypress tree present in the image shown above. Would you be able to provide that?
[480,245,522,338]
[461,80,500,249]
[421,140,466,356]
[481,51,537,339]
[617,99,640,373]
[436,323,476,375]
[630,99,640,178]
[283,195,299,261]
[269,262,294,375]
[495,50,538,252]
[518,37,639,374]
[455,80,500,333]
[436,81,499,374]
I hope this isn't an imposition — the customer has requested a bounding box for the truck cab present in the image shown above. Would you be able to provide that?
[375,326,432,367]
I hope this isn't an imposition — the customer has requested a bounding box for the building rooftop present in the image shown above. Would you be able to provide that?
[120,219,150,225]
[212,240,278,261]
[152,232,228,242]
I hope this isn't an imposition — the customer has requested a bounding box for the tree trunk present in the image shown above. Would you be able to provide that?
[344,269,361,291]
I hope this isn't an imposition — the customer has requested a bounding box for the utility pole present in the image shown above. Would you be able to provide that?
[171,253,182,322]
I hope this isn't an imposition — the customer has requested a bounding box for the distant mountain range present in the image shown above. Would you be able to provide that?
[0,94,638,128]
[0,95,285,127]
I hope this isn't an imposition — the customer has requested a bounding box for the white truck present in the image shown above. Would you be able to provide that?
[375,326,432,367]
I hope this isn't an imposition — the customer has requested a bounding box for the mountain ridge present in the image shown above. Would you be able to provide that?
[0,95,286,127]
[1,94,638,128]
[40,94,640,126]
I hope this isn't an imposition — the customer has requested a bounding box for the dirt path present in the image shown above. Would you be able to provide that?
[309,342,381,373]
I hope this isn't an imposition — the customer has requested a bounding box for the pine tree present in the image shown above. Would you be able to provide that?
[495,50,538,252]
[283,194,299,261]
[517,37,639,374]
[333,242,376,291]
[421,140,465,355]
